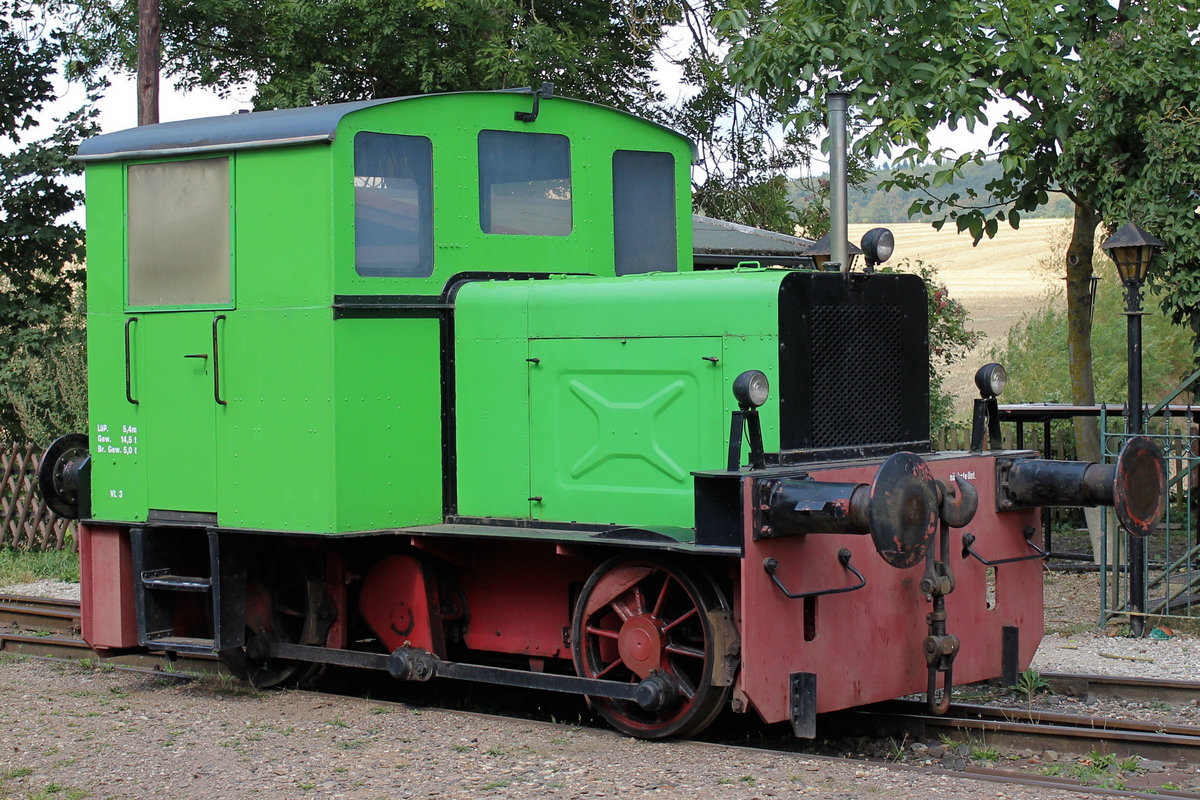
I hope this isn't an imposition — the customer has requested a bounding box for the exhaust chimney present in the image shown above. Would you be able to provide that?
[828,91,849,273]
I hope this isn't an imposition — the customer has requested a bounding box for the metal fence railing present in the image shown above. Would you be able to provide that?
[1101,369,1200,627]
[943,392,1200,629]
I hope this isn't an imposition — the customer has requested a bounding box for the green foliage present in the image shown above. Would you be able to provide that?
[1057,2,1200,349]
[717,0,1119,242]
[0,1,97,443]
[664,5,829,235]
[995,258,1193,405]
[6,288,87,445]
[56,0,666,113]
[1015,668,1050,702]
[0,545,80,584]
[969,746,1000,762]
[886,260,981,430]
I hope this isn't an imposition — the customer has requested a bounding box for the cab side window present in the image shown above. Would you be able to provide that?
[354,132,434,277]
[612,150,676,275]
[127,157,232,307]
[478,130,571,236]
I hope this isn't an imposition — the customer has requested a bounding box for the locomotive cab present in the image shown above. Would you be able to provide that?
[75,90,695,534]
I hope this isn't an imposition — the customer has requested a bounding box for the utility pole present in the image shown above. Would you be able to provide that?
[137,0,160,125]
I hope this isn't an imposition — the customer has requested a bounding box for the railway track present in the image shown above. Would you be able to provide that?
[0,593,217,674]
[4,592,1199,796]
[852,698,1200,763]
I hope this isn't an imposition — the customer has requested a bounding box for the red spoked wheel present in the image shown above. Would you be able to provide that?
[571,556,732,739]
[220,546,330,688]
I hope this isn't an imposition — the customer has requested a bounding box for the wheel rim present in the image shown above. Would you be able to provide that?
[222,546,327,688]
[571,557,730,739]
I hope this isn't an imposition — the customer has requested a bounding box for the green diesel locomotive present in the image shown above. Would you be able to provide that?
[43,87,1165,739]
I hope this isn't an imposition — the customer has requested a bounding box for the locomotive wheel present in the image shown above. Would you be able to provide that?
[221,546,329,688]
[571,556,731,739]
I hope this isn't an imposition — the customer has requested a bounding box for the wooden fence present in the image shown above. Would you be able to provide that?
[1,443,76,551]
[932,425,1075,460]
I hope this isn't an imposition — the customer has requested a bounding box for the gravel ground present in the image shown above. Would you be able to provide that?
[0,658,1103,800]
[2,570,1197,799]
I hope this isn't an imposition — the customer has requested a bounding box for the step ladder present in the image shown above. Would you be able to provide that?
[130,526,245,655]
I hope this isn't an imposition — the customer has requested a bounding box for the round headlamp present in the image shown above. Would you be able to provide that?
[974,363,1008,399]
[860,227,895,268]
[733,370,770,409]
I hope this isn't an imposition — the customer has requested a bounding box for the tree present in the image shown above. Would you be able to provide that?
[54,0,667,112]
[715,0,1199,459]
[1058,2,1200,349]
[0,0,97,442]
[651,1,827,234]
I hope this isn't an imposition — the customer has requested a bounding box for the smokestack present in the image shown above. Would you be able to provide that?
[827,91,849,273]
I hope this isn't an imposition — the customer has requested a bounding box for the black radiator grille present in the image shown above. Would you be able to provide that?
[776,271,929,453]
[809,304,906,447]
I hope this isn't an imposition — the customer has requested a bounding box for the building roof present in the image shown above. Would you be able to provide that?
[691,215,816,267]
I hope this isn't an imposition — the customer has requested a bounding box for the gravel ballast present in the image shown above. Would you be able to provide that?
[3,573,1198,798]
[1,658,1106,800]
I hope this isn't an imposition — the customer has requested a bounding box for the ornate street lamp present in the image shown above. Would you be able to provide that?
[1100,221,1165,637]
[803,233,862,271]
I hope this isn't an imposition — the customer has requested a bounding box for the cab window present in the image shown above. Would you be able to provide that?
[127,157,232,307]
[478,130,571,235]
[613,150,676,275]
[354,132,434,277]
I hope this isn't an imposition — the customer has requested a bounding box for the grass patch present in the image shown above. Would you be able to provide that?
[970,746,1000,762]
[1015,668,1050,703]
[27,784,87,800]
[0,546,79,585]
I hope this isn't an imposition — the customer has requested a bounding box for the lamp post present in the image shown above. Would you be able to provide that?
[1100,221,1165,637]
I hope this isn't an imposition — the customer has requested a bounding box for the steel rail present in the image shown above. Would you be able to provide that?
[851,699,1200,763]
[1042,671,1200,707]
[5,591,1200,792]
[0,594,82,634]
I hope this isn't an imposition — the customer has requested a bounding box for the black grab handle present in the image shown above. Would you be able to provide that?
[961,529,1047,566]
[124,317,139,405]
[763,548,866,600]
[212,315,227,405]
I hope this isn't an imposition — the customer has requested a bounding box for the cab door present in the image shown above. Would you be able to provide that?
[139,312,222,514]
[125,156,234,517]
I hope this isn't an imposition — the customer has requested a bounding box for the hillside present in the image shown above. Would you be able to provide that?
[792,160,1076,224]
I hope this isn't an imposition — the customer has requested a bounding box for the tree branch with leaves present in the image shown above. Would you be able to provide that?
[716,0,1200,455]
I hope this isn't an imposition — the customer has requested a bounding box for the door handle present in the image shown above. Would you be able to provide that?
[212,315,227,405]
[124,317,139,405]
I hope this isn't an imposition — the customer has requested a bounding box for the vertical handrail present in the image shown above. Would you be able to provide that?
[124,317,139,405]
[212,314,227,406]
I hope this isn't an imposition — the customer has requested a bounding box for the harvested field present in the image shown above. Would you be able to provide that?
[849,219,1071,411]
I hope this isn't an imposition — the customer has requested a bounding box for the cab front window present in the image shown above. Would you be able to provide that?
[478,130,572,236]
